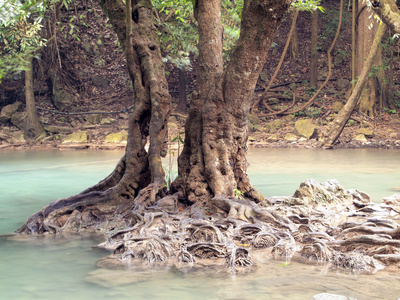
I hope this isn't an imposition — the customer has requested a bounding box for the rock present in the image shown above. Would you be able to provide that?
[40,117,51,125]
[0,101,22,124]
[9,131,25,143]
[353,134,367,142]
[92,75,109,88]
[118,113,129,120]
[105,131,128,143]
[52,89,76,110]
[336,79,350,92]
[312,293,357,300]
[264,119,285,133]
[358,127,374,138]
[382,194,400,208]
[10,111,26,130]
[248,114,261,125]
[259,71,269,82]
[294,119,316,139]
[266,134,279,142]
[85,114,103,124]
[292,179,353,207]
[44,125,72,134]
[100,117,116,125]
[332,101,344,112]
[389,118,400,126]
[62,131,88,143]
[82,124,96,129]
[284,133,297,142]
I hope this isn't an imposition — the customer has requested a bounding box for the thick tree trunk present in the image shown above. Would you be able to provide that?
[18,0,171,233]
[320,23,386,149]
[357,1,388,117]
[18,0,291,233]
[24,56,46,140]
[176,0,292,208]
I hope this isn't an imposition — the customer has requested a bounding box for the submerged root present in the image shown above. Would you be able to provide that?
[299,242,332,262]
[17,179,400,274]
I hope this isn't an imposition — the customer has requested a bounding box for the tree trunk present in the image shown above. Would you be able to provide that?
[357,1,387,117]
[177,68,187,113]
[310,9,318,88]
[18,0,171,233]
[289,10,299,60]
[18,0,291,233]
[320,23,386,149]
[24,56,46,140]
[175,0,292,209]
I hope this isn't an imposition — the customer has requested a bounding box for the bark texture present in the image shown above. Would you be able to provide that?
[176,0,292,207]
[24,57,46,140]
[18,0,171,233]
[369,0,400,33]
[357,1,387,117]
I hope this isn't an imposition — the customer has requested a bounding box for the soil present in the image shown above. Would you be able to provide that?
[1,1,400,151]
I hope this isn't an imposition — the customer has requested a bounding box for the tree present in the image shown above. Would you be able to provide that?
[357,0,388,117]
[0,0,46,139]
[18,0,293,232]
[319,0,400,148]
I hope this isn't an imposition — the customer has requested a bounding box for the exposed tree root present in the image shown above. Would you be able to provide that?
[16,179,400,275]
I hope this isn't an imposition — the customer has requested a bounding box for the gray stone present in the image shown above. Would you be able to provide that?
[10,111,26,130]
[259,71,269,82]
[52,89,76,110]
[266,134,279,142]
[85,114,103,124]
[100,117,116,125]
[358,127,374,138]
[0,101,22,124]
[62,131,88,143]
[312,293,357,300]
[92,75,109,88]
[284,133,297,142]
[353,134,367,142]
[248,114,261,125]
[44,125,72,134]
[294,119,316,139]
[105,132,128,143]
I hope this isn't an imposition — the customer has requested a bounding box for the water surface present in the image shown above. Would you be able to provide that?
[1,148,400,299]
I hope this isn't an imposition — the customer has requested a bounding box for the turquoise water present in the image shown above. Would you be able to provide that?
[1,149,400,300]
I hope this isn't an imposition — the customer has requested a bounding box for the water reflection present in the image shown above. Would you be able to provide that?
[1,149,400,299]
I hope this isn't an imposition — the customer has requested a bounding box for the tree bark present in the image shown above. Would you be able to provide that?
[320,23,386,149]
[18,0,171,233]
[18,0,292,233]
[357,1,387,117]
[289,10,299,60]
[310,9,318,88]
[369,0,400,33]
[177,68,188,113]
[24,56,46,140]
[176,0,292,206]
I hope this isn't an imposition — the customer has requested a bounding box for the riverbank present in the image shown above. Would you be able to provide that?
[1,109,400,151]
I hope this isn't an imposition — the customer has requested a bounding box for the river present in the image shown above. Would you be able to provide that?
[1,148,400,299]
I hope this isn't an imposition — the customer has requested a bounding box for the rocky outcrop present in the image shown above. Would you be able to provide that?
[0,101,22,124]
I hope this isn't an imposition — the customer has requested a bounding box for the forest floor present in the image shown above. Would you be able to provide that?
[1,1,400,151]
